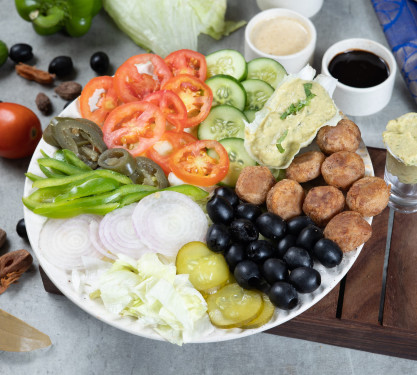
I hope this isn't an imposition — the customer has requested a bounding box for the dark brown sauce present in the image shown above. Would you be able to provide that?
[328,49,390,88]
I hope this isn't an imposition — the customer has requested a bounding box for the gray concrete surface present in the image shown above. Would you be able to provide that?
[1,0,417,374]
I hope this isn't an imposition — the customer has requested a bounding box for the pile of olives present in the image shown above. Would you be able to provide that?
[205,187,343,310]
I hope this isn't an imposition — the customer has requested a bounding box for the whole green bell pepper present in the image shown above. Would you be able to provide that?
[15,0,102,37]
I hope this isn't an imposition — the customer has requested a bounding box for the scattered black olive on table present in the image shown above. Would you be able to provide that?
[90,51,110,75]
[16,218,28,240]
[9,43,33,63]
[49,56,74,78]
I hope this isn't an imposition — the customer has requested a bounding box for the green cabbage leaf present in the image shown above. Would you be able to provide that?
[103,0,245,57]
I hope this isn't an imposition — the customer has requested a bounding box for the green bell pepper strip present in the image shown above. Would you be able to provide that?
[39,164,66,178]
[35,202,120,218]
[25,172,44,182]
[15,0,102,37]
[62,149,92,171]
[32,169,132,189]
[37,157,88,175]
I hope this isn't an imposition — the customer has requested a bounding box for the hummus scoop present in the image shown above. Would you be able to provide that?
[244,65,342,169]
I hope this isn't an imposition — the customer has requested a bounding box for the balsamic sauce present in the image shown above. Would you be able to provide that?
[328,49,390,88]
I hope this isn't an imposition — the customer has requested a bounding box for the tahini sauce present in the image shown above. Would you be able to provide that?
[250,17,310,56]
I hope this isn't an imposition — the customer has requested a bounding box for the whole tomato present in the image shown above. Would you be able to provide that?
[0,103,42,159]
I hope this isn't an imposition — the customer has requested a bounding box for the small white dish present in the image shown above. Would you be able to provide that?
[321,38,397,116]
[256,0,324,18]
[245,8,317,74]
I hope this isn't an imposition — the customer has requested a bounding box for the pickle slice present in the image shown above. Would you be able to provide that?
[176,241,230,294]
[241,294,275,329]
[207,283,264,328]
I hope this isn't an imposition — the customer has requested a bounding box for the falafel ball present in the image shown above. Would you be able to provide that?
[286,151,326,183]
[346,176,390,217]
[266,179,305,220]
[303,185,345,227]
[235,166,276,205]
[321,151,365,190]
[317,119,361,155]
[324,211,372,252]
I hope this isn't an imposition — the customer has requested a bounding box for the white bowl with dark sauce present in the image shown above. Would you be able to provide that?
[321,38,397,116]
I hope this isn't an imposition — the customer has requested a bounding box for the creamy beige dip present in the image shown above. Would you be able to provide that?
[245,78,337,169]
[383,113,417,184]
[250,17,310,56]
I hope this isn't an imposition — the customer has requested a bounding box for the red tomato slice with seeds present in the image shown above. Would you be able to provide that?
[79,76,120,127]
[143,90,187,132]
[169,140,229,186]
[162,74,212,128]
[146,131,197,175]
[164,49,207,81]
[114,54,172,103]
[102,102,166,156]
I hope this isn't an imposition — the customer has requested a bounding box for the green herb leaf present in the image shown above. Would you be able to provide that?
[276,130,288,154]
[280,83,316,120]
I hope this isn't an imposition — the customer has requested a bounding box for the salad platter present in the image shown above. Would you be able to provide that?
[23,49,376,344]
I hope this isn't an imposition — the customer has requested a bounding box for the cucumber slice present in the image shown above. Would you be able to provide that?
[209,137,257,187]
[241,79,274,111]
[176,241,230,294]
[247,58,287,88]
[206,74,247,111]
[206,49,248,81]
[198,105,247,141]
[244,110,256,122]
[207,283,264,328]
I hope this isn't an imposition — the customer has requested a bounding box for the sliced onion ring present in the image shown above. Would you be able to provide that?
[39,214,102,270]
[99,203,151,259]
[89,220,117,260]
[132,191,208,257]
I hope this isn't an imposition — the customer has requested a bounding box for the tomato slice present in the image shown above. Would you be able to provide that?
[162,74,213,128]
[114,54,172,103]
[164,49,207,81]
[102,102,166,156]
[79,76,120,127]
[143,90,187,132]
[169,140,229,186]
[146,131,197,174]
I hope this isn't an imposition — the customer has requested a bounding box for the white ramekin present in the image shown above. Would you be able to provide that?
[245,8,317,74]
[321,38,397,117]
[256,0,324,18]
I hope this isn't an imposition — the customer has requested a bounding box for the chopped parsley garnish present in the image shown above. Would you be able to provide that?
[276,130,288,154]
[280,83,316,120]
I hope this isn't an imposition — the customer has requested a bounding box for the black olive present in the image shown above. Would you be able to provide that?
[9,43,33,63]
[16,218,28,240]
[312,238,343,268]
[206,224,230,253]
[246,240,275,264]
[214,186,239,207]
[256,212,286,240]
[289,267,321,293]
[224,243,246,271]
[287,216,315,236]
[262,258,288,284]
[296,225,323,252]
[48,56,74,77]
[268,281,298,310]
[276,234,297,258]
[229,219,258,244]
[234,260,269,292]
[235,203,262,222]
[90,51,110,75]
[283,246,313,270]
[206,195,234,225]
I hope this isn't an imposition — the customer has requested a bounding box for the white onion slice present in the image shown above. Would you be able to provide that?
[99,203,152,259]
[132,191,208,257]
[89,220,117,260]
[39,215,102,270]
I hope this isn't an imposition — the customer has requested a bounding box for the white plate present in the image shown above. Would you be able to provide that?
[23,100,374,343]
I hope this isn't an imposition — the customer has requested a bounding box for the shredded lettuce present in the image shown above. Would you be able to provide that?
[102,0,246,57]
[90,253,213,345]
